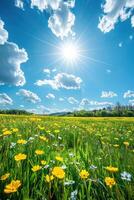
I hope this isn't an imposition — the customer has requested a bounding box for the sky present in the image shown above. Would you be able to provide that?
[0,0,134,114]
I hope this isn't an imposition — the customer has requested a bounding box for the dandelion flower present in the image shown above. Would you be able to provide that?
[17,139,27,145]
[4,180,21,194]
[105,177,116,188]
[105,166,119,173]
[46,175,54,183]
[79,170,89,179]
[32,165,42,172]
[14,153,27,161]
[52,167,65,179]
[35,150,44,155]
[0,173,10,181]
[55,156,63,162]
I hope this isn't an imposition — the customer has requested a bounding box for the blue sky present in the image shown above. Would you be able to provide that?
[0,0,134,114]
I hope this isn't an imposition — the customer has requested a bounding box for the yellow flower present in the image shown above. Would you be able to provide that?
[14,153,27,161]
[55,156,63,162]
[113,144,119,147]
[52,167,65,179]
[35,150,44,155]
[41,160,46,165]
[105,166,118,173]
[123,141,129,147]
[79,170,89,179]
[105,177,116,188]
[46,175,54,183]
[12,128,19,133]
[54,130,60,133]
[4,180,21,194]
[3,130,12,136]
[39,136,48,142]
[17,139,27,144]
[0,173,10,181]
[32,165,42,172]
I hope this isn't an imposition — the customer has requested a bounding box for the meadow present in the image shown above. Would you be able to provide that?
[0,115,134,200]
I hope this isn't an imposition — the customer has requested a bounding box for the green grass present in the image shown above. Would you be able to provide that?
[0,115,134,200]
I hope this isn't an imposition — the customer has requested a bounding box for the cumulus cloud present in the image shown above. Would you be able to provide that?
[59,97,64,101]
[80,98,90,106]
[80,98,113,107]
[129,99,134,105]
[16,89,41,103]
[31,0,75,39]
[89,101,113,107]
[15,0,24,10]
[44,68,51,74]
[101,91,117,98]
[0,93,13,106]
[124,90,134,98]
[68,97,78,104]
[0,20,8,45]
[46,93,55,99]
[98,0,134,33]
[0,42,28,86]
[0,19,28,86]
[35,73,82,90]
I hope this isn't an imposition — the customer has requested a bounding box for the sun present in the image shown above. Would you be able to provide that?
[59,41,81,64]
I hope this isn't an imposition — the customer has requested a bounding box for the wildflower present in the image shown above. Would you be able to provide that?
[35,150,44,155]
[55,156,63,162]
[121,171,132,181]
[79,170,89,179]
[14,153,27,161]
[39,136,48,142]
[123,141,129,147]
[12,128,19,133]
[0,173,10,181]
[46,175,54,183]
[64,180,75,186]
[10,142,16,149]
[105,166,118,173]
[3,130,12,136]
[52,167,65,179]
[17,139,27,145]
[41,160,46,165]
[90,165,97,170]
[70,190,78,200]
[113,144,119,147]
[105,177,116,188]
[4,180,21,194]
[32,165,42,172]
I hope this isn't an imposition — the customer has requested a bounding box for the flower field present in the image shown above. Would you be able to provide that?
[0,115,134,200]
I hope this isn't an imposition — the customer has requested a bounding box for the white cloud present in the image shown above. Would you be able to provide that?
[124,90,134,98]
[101,91,117,98]
[16,89,41,103]
[129,35,133,40]
[118,42,123,47]
[48,1,75,39]
[0,19,28,86]
[89,101,113,107]
[0,42,28,86]
[106,69,111,73]
[46,93,55,99]
[59,97,64,101]
[0,93,13,106]
[0,20,8,45]
[98,0,134,33]
[31,0,75,39]
[35,72,82,90]
[129,99,134,105]
[80,98,90,106]
[68,97,78,104]
[131,15,134,26]
[79,98,113,109]
[15,0,24,10]
[44,68,51,74]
